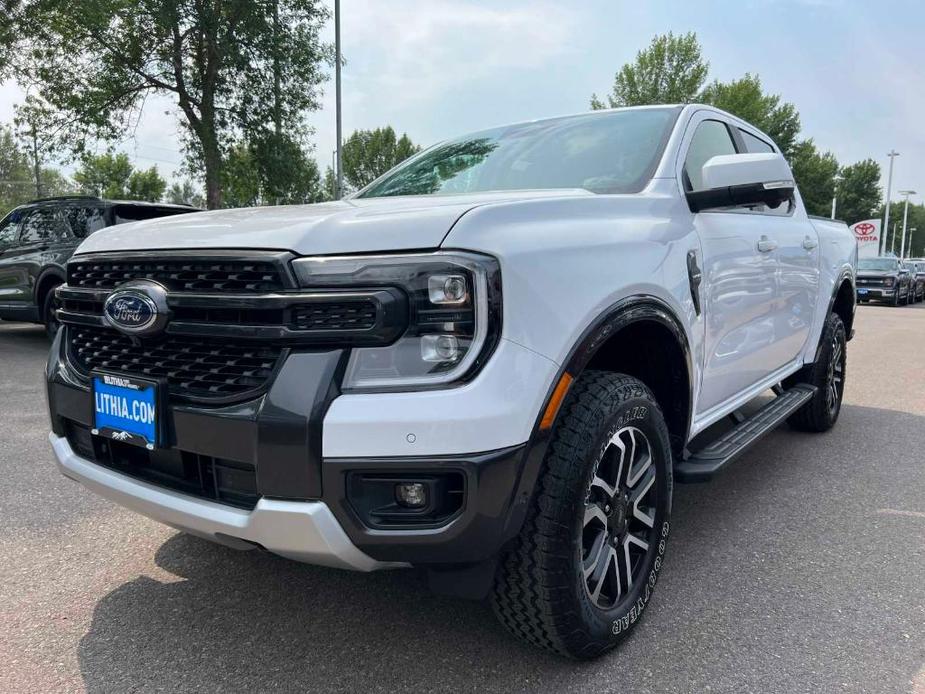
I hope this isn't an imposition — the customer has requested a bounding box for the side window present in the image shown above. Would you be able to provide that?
[19,207,69,244]
[0,213,20,250]
[739,129,775,154]
[65,206,108,238]
[684,120,738,191]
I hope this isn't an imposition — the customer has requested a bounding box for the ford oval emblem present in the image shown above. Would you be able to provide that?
[103,282,168,336]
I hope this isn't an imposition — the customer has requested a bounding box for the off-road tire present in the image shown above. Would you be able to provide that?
[787,312,846,432]
[491,372,673,659]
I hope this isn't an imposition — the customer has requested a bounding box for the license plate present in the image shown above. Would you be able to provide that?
[858,289,869,295]
[92,372,161,449]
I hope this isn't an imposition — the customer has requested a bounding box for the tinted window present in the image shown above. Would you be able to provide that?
[0,213,19,249]
[65,206,108,238]
[19,208,69,244]
[113,205,194,224]
[359,108,679,198]
[739,129,775,154]
[684,120,737,191]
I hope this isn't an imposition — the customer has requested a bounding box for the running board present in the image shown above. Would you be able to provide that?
[676,384,817,483]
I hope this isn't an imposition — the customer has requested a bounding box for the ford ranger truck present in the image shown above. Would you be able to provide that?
[47,105,857,659]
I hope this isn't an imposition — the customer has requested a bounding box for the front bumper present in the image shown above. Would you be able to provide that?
[51,433,395,571]
[47,329,552,567]
[856,287,894,299]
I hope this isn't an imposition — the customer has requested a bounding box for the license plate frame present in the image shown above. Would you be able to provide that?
[91,371,166,450]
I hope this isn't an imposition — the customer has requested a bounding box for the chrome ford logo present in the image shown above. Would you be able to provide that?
[103,282,168,336]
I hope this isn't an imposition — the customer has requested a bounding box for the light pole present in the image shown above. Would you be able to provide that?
[882,150,899,256]
[334,0,343,200]
[830,173,843,220]
[899,190,916,260]
[908,228,917,259]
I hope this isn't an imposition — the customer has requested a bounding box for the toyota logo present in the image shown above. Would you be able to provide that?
[854,223,876,237]
[103,281,169,336]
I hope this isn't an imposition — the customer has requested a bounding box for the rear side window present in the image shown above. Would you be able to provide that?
[0,213,19,249]
[65,206,109,238]
[684,120,737,191]
[739,129,775,154]
[18,207,70,244]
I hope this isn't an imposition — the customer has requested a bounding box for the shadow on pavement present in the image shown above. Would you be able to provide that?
[72,404,925,692]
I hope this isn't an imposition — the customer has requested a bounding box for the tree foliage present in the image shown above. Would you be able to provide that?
[74,152,166,201]
[9,0,331,208]
[880,201,925,257]
[591,32,708,109]
[166,179,205,208]
[221,139,324,208]
[341,126,420,192]
[0,125,33,213]
[837,158,881,226]
[700,74,801,157]
[788,139,838,217]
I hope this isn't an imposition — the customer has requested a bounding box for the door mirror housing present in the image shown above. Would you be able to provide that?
[687,153,795,213]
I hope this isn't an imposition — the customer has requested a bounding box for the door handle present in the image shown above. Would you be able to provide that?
[757,236,777,253]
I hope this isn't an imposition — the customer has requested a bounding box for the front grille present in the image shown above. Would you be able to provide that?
[857,277,886,287]
[67,259,286,292]
[66,422,259,510]
[292,300,378,331]
[68,325,283,400]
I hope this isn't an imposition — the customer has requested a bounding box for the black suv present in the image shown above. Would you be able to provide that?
[0,196,199,336]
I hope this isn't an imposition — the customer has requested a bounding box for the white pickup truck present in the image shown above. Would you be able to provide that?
[47,104,856,659]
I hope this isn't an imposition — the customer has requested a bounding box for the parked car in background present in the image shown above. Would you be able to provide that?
[905,260,925,303]
[0,196,199,336]
[856,257,912,306]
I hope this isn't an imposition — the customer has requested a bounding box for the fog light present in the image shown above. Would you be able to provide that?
[421,334,459,362]
[395,482,427,508]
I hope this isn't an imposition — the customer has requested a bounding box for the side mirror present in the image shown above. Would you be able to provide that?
[687,153,795,213]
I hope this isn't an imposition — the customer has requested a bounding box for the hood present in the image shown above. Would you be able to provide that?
[857,270,898,278]
[75,189,591,257]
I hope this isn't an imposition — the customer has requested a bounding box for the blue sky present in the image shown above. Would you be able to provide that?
[2,0,924,199]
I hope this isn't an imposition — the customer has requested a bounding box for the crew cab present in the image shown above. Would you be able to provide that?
[0,196,199,336]
[856,256,911,306]
[46,105,856,659]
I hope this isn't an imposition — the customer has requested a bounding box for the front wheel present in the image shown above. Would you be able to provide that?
[787,312,847,432]
[42,287,62,340]
[492,372,673,659]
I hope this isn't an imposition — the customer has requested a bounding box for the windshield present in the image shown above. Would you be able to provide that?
[858,259,899,272]
[358,108,679,199]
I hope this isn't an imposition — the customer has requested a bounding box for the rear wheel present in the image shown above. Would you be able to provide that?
[491,372,672,659]
[788,312,846,432]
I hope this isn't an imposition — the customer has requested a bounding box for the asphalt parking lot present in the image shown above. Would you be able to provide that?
[1,305,923,693]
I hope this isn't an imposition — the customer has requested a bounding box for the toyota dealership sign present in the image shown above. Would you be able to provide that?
[851,219,881,258]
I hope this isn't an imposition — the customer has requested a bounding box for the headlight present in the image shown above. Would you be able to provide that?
[884,277,895,287]
[292,252,501,391]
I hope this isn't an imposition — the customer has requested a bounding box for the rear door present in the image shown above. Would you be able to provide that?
[5,205,72,312]
[733,126,820,369]
[0,210,26,315]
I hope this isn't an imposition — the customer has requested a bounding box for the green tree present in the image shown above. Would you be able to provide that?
[221,140,323,208]
[788,139,839,217]
[591,32,708,109]
[9,0,331,209]
[73,152,165,200]
[837,159,881,226]
[700,74,801,156]
[126,166,167,202]
[0,124,33,213]
[73,153,133,198]
[166,179,205,208]
[879,200,925,257]
[341,127,420,191]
